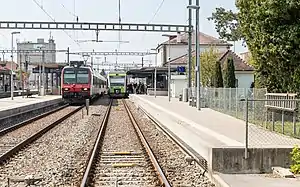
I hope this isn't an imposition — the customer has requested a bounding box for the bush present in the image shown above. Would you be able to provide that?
[290,145,300,174]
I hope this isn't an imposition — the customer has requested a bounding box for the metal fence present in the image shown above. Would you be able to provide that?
[187,87,300,155]
[188,87,267,119]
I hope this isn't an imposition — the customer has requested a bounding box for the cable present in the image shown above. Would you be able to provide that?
[139,0,166,42]
[147,0,165,24]
[32,0,81,48]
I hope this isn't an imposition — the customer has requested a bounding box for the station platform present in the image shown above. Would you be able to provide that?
[0,94,63,119]
[130,95,300,187]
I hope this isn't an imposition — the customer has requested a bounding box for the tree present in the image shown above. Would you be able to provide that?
[236,0,300,92]
[223,57,236,88]
[191,46,220,87]
[211,60,223,87]
[208,7,242,42]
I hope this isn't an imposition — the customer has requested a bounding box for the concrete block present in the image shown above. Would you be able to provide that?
[212,148,293,174]
[272,167,295,178]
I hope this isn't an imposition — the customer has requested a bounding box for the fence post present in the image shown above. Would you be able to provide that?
[293,111,296,135]
[245,97,249,159]
[236,89,238,118]
[272,111,275,131]
[229,88,232,114]
[281,110,285,134]
[223,88,226,111]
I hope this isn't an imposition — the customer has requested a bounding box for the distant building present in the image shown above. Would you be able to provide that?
[170,49,255,89]
[17,37,56,88]
[239,51,251,63]
[155,31,232,67]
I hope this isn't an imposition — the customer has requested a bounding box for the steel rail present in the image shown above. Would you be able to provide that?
[0,105,84,164]
[0,104,69,136]
[137,105,208,174]
[122,99,171,187]
[80,100,113,187]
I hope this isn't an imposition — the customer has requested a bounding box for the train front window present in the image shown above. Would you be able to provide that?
[63,69,76,84]
[110,76,125,86]
[77,69,89,84]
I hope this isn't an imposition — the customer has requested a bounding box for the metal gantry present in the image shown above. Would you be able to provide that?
[69,51,156,56]
[0,21,190,32]
[0,49,68,54]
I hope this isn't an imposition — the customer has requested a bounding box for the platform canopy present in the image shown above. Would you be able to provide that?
[126,67,177,78]
[32,62,68,74]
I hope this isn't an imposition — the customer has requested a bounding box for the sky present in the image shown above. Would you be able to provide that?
[0,0,245,67]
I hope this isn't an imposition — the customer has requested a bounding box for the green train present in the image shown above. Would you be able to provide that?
[108,71,129,98]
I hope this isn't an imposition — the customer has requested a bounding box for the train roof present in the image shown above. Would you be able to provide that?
[108,71,127,76]
[62,66,107,81]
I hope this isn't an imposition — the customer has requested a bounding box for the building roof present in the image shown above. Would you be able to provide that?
[157,31,232,49]
[219,50,254,71]
[169,50,254,71]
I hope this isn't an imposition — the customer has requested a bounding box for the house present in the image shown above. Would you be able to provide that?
[219,50,254,88]
[239,51,251,63]
[155,31,232,67]
[169,50,255,89]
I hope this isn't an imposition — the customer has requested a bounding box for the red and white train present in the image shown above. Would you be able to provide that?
[61,61,107,104]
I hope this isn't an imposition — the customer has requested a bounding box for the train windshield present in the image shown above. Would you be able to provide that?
[77,69,89,84]
[63,69,76,84]
[63,68,90,84]
[109,76,125,86]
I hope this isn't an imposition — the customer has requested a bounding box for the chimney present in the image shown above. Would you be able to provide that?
[176,32,181,43]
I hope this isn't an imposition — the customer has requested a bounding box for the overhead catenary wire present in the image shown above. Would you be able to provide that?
[32,0,82,48]
[140,0,166,44]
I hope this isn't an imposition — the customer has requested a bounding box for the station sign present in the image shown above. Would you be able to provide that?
[177,66,186,72]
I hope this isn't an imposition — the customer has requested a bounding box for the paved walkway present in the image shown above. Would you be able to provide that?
[132,95,300,148]
[0,95,62,112]
[219,173,300,187]
[130,95,300,187]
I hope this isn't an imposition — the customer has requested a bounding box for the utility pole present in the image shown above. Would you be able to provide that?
[42,50,45,96]
[19,53,23,98]
[162,34,173,102]
[188,0,192,88]
[11,31,20,100]
[187,1,201,110]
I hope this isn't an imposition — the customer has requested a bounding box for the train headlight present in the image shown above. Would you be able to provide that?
[64,88,69,91]
[83,88,88,91]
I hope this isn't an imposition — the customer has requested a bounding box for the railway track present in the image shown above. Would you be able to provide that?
[0,105,84,163]
[80,99,171,187]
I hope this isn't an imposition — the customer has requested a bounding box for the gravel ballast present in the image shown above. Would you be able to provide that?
[0,98,110,186]
[92,99,159,186]
[126,99,215,187]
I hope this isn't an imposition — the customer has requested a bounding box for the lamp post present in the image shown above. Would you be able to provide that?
[37,46,45,96]
[151,48,157,98]
[187,2,201,110]
[162,34,173,102]
[11,31,20,100]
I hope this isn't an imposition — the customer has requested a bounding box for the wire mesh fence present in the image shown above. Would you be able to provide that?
[187,87,300,148]
[192,87,267,120]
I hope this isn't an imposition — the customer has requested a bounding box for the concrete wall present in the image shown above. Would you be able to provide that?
[171,75,188,98]
[211,148,293,174]
[235,72,254,88]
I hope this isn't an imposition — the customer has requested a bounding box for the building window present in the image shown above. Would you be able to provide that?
[235,79,238,87]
